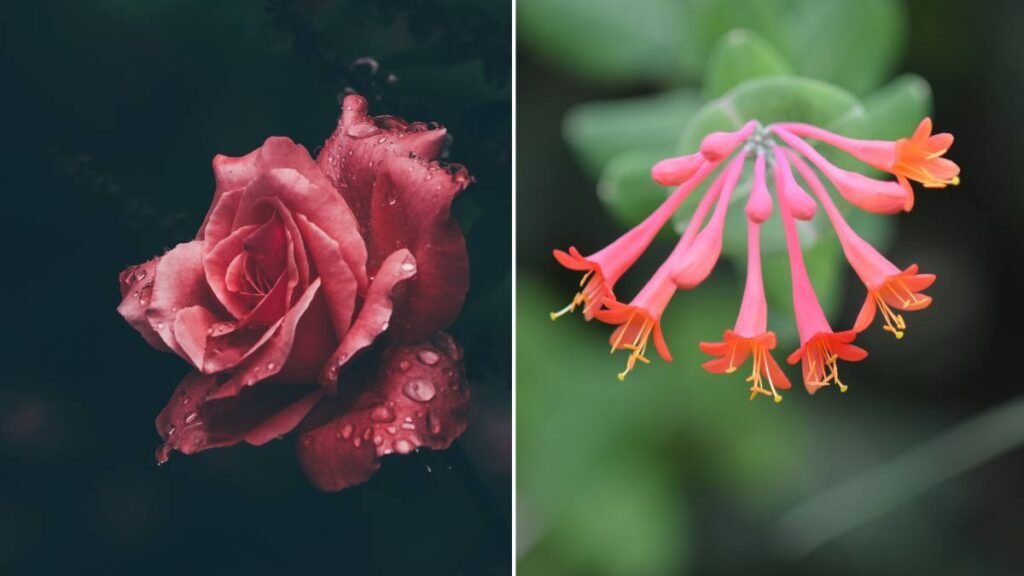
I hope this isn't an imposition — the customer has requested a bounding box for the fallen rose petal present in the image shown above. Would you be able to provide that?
[296,334,470,491]
[156,371,322,462]
[317,94,470,342]
[117,257,169,352]
[318,249,416,389]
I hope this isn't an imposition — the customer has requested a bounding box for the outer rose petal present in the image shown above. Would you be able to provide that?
[319,249,417,390]
[155,371,323,462]
[317,94,470,342]
[147,241,223,359]
[117,257,169,352]
[296,333,470,492]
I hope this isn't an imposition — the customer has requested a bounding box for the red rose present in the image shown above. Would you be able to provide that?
[117,95,471,491]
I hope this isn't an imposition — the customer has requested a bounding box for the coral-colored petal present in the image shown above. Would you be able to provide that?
[316,94,469,342]
[296,336,470,492]
[553,247,593,271]
[854,296,877,332]
[652,323,672,362]
[763,351,792,390]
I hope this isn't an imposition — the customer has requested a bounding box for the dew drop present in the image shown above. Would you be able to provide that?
[373,435,383,446]
[135,268,147,280]
[341,423,353,439]
[417,349,440,366]
[266,362,276,371]
[385,188,398,206]
[353,437,362,448]
[370,406,395,423]
[401,422,416,431]
[403,378,436,402]
[156,322,165,330]
[401,261,416,273]
[363,427,373,440]
[399,360,411,372]
[386,426,397,435]
[167,425,176,436]
[184,412,197,424]
[395,439,413,454]
[377,137,387,144]
[380,321,389,331]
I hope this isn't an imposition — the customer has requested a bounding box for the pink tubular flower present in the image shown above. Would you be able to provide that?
[787,151,935,338]
[551,160,718,321]
[699,219,792,402]
[777,118,960,210]
[595,154,744,380]
[773,127,909,214]
[554,115,958,398]
[775,151,867,393]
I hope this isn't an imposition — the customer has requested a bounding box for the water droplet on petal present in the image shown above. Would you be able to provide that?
[370,406,395,423]
[377,136,387,144]
[403,378,436,402]
[156,322,165,330]
[156,444,171,465]
[385,188,398,206]
[166,425,176,436]
[395,439,413,454]
[135,268,147,280]
[353,437,362,448]
[363,427,372,441]
[401,422,416,430]
[401,261,416,273]
[373,435,383,446]
[399,360,411,371]
[386,426,397,435]
[341,423,353,439]
[266,362,276,371]
[380,321,389,331]
[184,412,197,424]
[417,349,440,365]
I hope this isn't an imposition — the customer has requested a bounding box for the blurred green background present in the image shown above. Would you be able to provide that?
[517,0,1024,574]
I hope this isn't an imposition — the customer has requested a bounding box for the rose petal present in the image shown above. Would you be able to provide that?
[318,249,417,389]
[294,213,358,342]
[172,306,219,369]
[117,257,169,352]
[203,224,261,318]
[146,241,221,359]
[233,167,367,289]
[155,371,322,462]
[200,137,335,241]
[296,334,470,491]
[316,94,470,342]
[207,278,323,399]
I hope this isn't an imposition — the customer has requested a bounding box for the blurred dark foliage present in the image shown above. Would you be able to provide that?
[0,1,509,575]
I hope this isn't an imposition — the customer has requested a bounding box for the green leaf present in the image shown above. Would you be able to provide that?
[678,0,907,95]
[517,0,687,85]
[596,149,674,231]
[704,28,793,99]
[564,89,702,178]
[862,73,933,140]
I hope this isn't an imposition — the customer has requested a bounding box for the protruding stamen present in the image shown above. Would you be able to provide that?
[614,315,655,381]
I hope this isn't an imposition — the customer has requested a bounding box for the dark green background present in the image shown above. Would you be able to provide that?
[1,1,510,575]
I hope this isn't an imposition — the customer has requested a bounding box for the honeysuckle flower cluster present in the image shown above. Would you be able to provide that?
[553,118,958,401]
